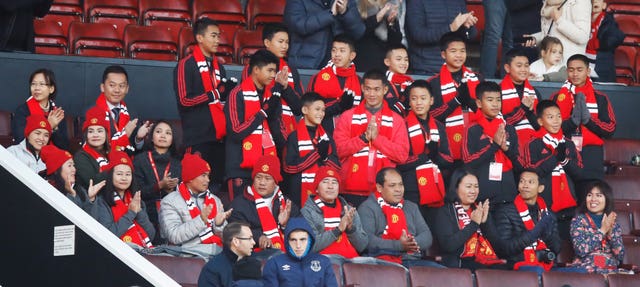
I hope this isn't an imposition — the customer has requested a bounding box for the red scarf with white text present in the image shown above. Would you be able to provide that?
[513,196,553,271]
[555,79,602,146]
[314,196,359,258]
[376,191,409,264]
[297,119,330,206]
[95,93,132,151]
[82,144,109,172]
[454,203,503,265]
[178,182,222,245]
[534,129,577,212]
[239,78,277,169]
[500,76,538,142]
[312,61,362,106]
[386,70,413,92]
[586,11,605,61]
[193,45,226,140]
[246,186,286,251]
[475,111,512,171]
[111,191,153,248]
[406,112,445,207]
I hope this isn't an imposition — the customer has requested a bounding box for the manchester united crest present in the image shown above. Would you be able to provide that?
[321,73,331,81]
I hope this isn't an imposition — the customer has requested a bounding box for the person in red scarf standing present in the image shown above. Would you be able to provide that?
[384,44,413,115]
[428,32,480,169]
[12,68,69,150]
[90,151,155,249]
[500,48,542,151]
[586,0,625,83]
[73,106,111,191]
[174,18,238,193]
[523,100,582,240]
[225,50,291,200]
[93,65,151,154]
[434,169,507,270]
[358,168,441,268]
[463,81,524,207]
[300,166,368,260]
[334,70,409,207]
[308,35,362,136]
[494,169,561,273]
[283,92,340,207]
[159,153,231,257]
[397,80,453,227]
[551,54,616,201]
[229,155,299,260]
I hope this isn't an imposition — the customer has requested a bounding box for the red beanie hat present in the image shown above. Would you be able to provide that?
[24,114,52,138]
[40,144,73,176]
[82,106,110,133]
[106,151,133,171]
[251,154,282,182]
[312,166,341,193]
[181,153,211,183]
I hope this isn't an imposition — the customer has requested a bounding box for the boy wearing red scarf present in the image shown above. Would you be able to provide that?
[384,44,413,116]
[174,18,238,190]
[494,170,561,273]
[586,0,625,83]
[397,80,453,226]
[229,155,300,258]
[308,35,362,135]
[523,100,582,240]
[159,153,232,257]
[94,65,150,153]
[283,92,340,207]
[428,32,480,163]
[551,54,616,192]
[225,50,292,199]
[500,48,542,150]
[333,70,409,207]
[358,168,440,268]
[463,81,524,206]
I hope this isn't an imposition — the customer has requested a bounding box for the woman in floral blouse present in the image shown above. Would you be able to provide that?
[570,180,625,274]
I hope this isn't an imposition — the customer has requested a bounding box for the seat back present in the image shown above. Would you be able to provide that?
[0,111,13,148]
[124,25,179,61]
[84,0,139,37]
[67,21,124,58]
[408,266,472,287]
[556,239,575,265]
[246,0,285,29]
[332,264,343,287]
[233,29,263,65]
[342,263,407,287]
[541,271,606,287]
[143,255,205,287]
[604,138,640,167]
[34,19,68,55]
[608,273,640,287]
[139,0,191,32]
[623,236,640,266]
[614,47,637,85]
[606,175,640,201]
[475,269,537,287]
[192,0,245,25]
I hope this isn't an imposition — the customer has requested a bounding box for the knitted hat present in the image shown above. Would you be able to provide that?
[40,144,73,176]
[82,106,110,132]
[24,114,52,138]
[181,153,211,183]
[312,166,341,193]
[107,150,133,171]
[251,154,282,182]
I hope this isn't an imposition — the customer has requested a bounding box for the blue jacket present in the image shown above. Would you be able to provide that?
[284,0,365,69]
[593,12,625,83]
[262,218,337,287]
[405,0,476,75]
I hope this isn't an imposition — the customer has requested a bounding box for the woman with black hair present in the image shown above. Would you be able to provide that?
[12,68,69,150]
[133,120,182,244]
[90,151,155,248]
[433,169,507,270]
[569,180,625,274]
[74,106,111,190]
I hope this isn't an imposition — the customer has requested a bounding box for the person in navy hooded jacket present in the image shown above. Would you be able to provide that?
[262,217,338,287]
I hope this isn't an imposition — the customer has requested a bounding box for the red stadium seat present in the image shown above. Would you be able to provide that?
[246,0,285,30]
[409,266,473,287]
[0,111,13,148]
[556,239,575,266]
[475,269,538,287]
[608,3,640,15]
[143,254,204,287]
[342,263,406,287]
[623,236,640,266]
[466,2,485,43]
[605,175,640,201]
[608,273,640,287]
[33,19,68,55]
[615,46,637,85]
[233,28,263,65]
[123,25,179,61]
[604,138,640,175]
[614,14,640,46]
[615,200,640,235]
[84,0,139,37]
[541,271,606,287]
[139,0,191,32]
[68,21,124,58]
[178,27,234,64]
[42,0,83,37]
[192,0,246,45]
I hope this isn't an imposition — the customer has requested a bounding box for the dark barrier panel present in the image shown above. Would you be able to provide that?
[1,52,638,138]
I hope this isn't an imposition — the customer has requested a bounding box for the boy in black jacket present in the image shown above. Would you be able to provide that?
[587,0,625,83]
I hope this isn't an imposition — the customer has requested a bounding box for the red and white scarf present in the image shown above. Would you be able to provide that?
[556,79,602,146]
[26,96,56,118]
[313,61,362,106]
[297,119,330,207]
[438,64,479,160]
[314,196,358,258]
[193,45,226,140]
[500,76,538,143]
[95,93,132,152]
[82,144,109,172]
[406,112,445,207]
[246,186,286,251]
[386,70,413,92]
[454,203,503,265]
[277,58,297,136]
[238,78,277,169]
[586,11,605,71]
[344,102,394,195]
[475,111,513,172]
[376,191,409,264]
[535,129,577,212]
[513,196,553,271]
[111,191,153,248]
[178,182,222,245]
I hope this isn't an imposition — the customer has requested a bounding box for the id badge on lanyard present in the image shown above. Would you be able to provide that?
[489,162,503,181]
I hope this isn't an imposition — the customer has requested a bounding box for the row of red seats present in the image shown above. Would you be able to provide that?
[613,13,640,85]
[34,19,263,64]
